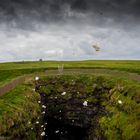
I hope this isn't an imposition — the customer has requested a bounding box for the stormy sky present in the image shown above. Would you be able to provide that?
[0,0,140,62]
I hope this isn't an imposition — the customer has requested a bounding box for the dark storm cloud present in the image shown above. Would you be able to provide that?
[0,0,140,24]
[0,0,140,62]
[71,0,140,15]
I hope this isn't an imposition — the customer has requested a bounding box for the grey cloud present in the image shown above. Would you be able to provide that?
[0,0,140,62]
[0,22,140,62]
[0,0,140,26]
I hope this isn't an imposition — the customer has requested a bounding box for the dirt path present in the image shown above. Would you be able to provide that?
[1,68,140,97]
[0,76,27,97]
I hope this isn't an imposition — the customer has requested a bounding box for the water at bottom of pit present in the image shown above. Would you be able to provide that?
[43,118,89,140]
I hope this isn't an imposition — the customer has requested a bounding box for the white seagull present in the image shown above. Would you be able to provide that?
[35,76,39,81]
[61,92,66,95]
[41,132,45,136]
[118,100,123,104]
[42,105,46,109]
[83,101,88,106]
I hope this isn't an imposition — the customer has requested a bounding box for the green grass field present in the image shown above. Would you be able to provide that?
[1,60,140,85]
[1,60,140,71]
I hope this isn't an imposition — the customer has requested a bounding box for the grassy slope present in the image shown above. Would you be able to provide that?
[1,60,140,85]
[0,79,40,139]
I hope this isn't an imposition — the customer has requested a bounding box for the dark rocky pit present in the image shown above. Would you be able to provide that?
[34,75,140,140]
[44,117,88,140]
[39,92,99,140]
[40,92,95,140]
[36,75,108,140]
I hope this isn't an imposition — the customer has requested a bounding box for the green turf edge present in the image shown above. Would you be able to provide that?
[0,79,41,139]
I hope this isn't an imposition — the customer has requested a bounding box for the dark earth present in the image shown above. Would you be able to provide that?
[36,76,108,140]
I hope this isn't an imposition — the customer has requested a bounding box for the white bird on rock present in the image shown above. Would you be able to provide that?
[41,132,45,136]
[55,130,60,134]
[35,76,39,81]
[42,111,45,114]
[61,92,66,96]
[83,101,88,106]
[42,105,46,109]
[118,100,122,104]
